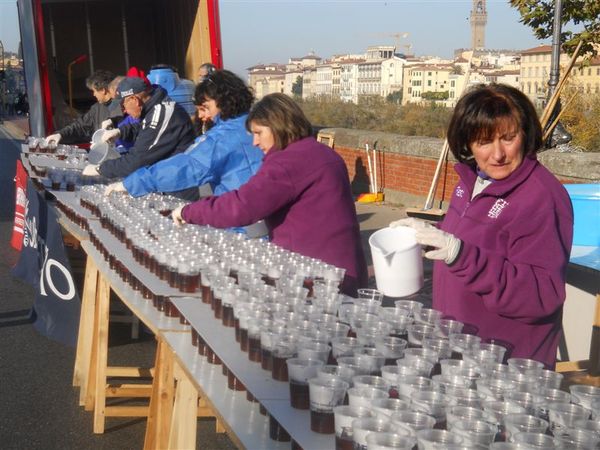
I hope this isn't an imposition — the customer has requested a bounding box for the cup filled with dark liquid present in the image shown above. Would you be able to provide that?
[286,358,324,410]
[332,405,376,450]
[308,377,349,434]
[271,334,297,382]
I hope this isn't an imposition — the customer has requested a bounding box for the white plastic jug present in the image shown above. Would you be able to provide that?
[87,142,120,165]
[369,226,423,297]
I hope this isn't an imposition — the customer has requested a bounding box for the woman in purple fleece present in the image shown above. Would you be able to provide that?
[172,93,368,296]
[393,84,573,369]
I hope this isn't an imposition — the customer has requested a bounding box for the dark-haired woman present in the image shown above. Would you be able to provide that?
[172,93,368,296]
[105,70,263,199]
[392,84,573,368]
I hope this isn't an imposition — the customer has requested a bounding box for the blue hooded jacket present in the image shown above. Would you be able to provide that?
[123,113,263,197]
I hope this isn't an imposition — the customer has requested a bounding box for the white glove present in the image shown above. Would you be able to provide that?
[101,119,113,130]
[389,217,434,230]
[415,227,462,265]
[101,128,120,143]
[46,133,62,144]
[82,164,99,176]
[104,181,126,196]
[172,205,187,226]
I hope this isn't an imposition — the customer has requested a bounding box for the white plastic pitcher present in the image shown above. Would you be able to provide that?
[87,142,120,165]
[369,226,423,297]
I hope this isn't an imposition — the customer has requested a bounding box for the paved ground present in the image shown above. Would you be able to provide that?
[0,117,424,449]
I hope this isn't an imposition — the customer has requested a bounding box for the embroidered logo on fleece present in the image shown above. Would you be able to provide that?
[455,186,465,198]
[488,198,509,219]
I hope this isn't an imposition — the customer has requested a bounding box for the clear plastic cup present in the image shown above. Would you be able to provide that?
[489,443,534,449]
[317,364,356,386]
[449,333,481,359]
[483,400,527,441]
[572,418,600,436]
[532,388,572,421]
[381,365,417,398]
[435,319,464,338]
[570,384,600,411]
[390,410,436,437]
[503,413,549,442]
[554,428,600,449]
[334,405,376,450]
[365,432,416,450]
[357,288,384,302]
[414,308,443,326]
[431,374,471,394]
[512,431,557,448]
[476,342,507,364]
[446,405,485,428]
[547,401,591,436]
[476,377,516,401]
[439,359,477,377]
[533,369,564,390]
[352,417,392,450]
[338,356,372,376]
[507,358,544,377]
[404,347,440,365]
[331,337,361,360]
[375,336,408,362]
[308,377,349,434]
[353,348,387,375]
[352,375,389,391]
[409,390,448,429]
[407,323,435,348]
[449,418,496,447]
[396,356,434,378]
[423,336,452,360]
[415,429,463,449]
[397,375,432,399]
[286,358,325,409]
[297,341,331,363]
[394,300,423,317]
[347,386,389,409]
[504,391,536,415]
[370,397,410,420]
[445,387,485,409]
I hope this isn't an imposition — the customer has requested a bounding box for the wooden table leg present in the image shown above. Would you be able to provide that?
[168,361,199,450]
[144,337,175,450]
[92,273,111,434]
[73,255,98,400]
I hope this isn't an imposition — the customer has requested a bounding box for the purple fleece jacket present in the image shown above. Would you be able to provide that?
[181,137,368,295]
[435,156,573,369]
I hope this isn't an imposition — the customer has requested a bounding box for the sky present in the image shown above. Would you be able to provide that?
[0,0,551,78]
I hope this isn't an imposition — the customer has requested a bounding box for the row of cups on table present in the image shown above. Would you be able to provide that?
[185,284,600,448]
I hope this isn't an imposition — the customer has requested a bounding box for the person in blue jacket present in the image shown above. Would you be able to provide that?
[104,70,263,200]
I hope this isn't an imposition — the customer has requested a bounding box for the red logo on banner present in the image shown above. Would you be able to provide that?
[11,160,28,250]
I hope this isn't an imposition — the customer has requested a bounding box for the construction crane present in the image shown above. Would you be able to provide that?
[370,32,412,55]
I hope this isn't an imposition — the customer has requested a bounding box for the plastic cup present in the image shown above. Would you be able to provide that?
[489,443,534,449]
[409,390,448,429]
[532,388,572,421]
[449,418,496,447]
[347,386,389,409]
[570,384,600,410]
[476,377,516,401]
[394,300,423,317]
[352,375,389,391]
[365,431,416,450]
[504,391,536,415]
[507,358,544,377]
[415,429,463,449]
[476,342,507,364]
[396,356,434,378]
[414,308,443,326]
[404,347,440,365]
[375,336,408,363]
[512,431,557,448]
[431,374,471,394]
[422,336,452,361]
[573,418,600,436]
[308,377,349,434]
[397,375,432,399]
[547,401,591,436]
[357,288,384,302]
[333,405,376,450]
[503,414,549,442]
[446,405,485,428]
[449,333,481,359]
[317,364,356,386]
[435,319,464,338]
[554,428,600,448]
[331,337,361,360]
[445,387,485,409]
[297,341,331,363]
[370,397,410,420]
[286,358,325,409]
[381,365,417,398]
[407,323,435,348]
[338,356,371,376]
[351,417,392,450]
[352,348,387,375]
[390,410,436,437]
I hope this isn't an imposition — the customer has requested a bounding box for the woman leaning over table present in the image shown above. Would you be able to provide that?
[392,84,573,369]
[172,93,368,297]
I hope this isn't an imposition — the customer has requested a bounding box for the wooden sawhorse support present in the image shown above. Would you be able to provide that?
[72,253,152,433]
[144,337,225,450]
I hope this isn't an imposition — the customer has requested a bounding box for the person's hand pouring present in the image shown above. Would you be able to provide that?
[171,205,187,226]
[104,181,126,196]
[389,218,462,264]
[101,128,120,143]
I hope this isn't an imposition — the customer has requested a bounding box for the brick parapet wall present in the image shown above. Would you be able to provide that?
[322,128,600,207]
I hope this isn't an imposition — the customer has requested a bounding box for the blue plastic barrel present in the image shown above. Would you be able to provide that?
[564,183,600,247]
[147,67,196,115]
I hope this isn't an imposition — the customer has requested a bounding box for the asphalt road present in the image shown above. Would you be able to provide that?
[0,126,235,450]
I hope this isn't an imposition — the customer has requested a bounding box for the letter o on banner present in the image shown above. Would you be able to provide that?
[44,258,76,300]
